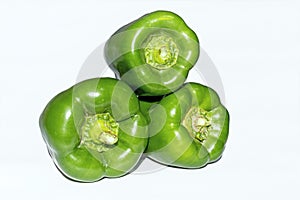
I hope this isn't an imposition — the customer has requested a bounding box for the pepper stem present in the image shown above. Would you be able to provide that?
[182,107,212,142]
[80,113,119,152]
[144,34,179,70]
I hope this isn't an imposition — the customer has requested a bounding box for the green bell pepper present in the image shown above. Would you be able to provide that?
[146,82,229,168]
[104,10,200,96]
[39,78,148,182]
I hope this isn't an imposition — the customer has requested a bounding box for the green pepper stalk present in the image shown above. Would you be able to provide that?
[104,11,200,96]
[146,82,230,168]
[39,78,148,182]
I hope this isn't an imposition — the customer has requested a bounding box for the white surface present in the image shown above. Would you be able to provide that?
[0,0,299,199]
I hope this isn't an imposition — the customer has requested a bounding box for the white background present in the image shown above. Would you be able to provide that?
[0,0,299,199]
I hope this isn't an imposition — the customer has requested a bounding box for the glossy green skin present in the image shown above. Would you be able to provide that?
[138,96,163,123]
[146,83,229,168]
[104,10,200,96]
[39,78,148,182]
